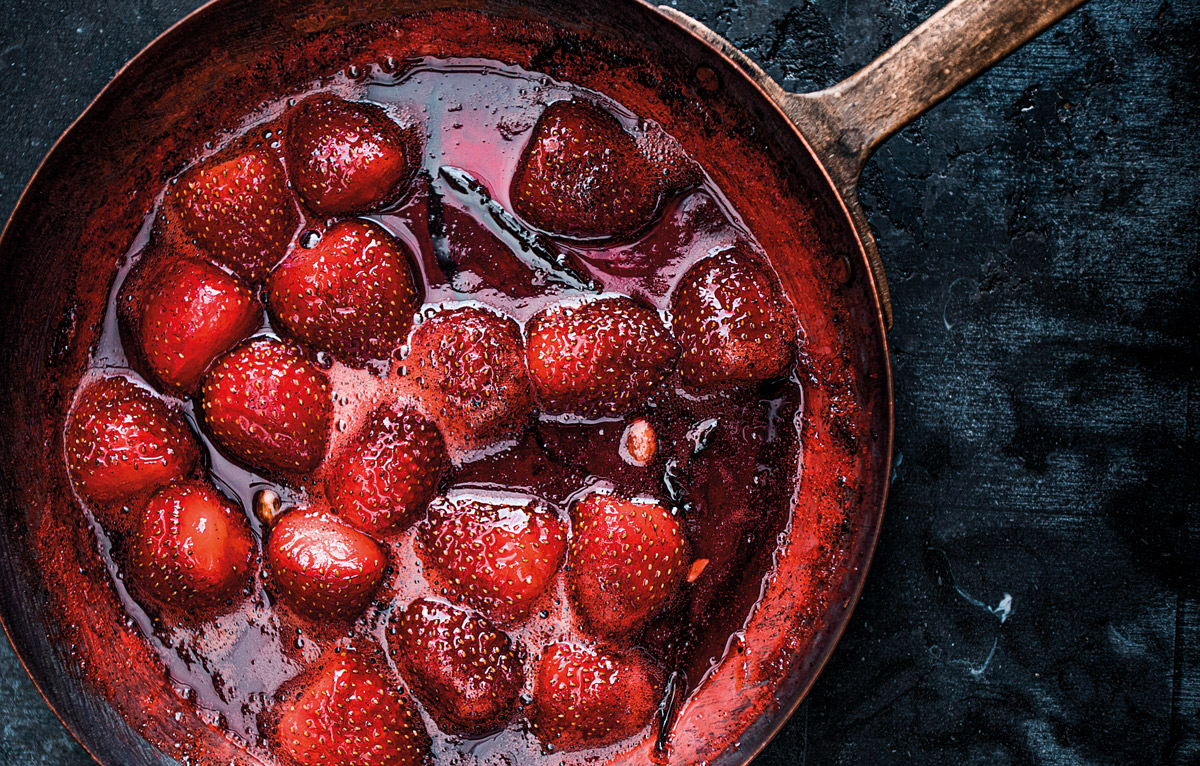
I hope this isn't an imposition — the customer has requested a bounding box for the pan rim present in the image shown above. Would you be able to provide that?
[0,1,895,764]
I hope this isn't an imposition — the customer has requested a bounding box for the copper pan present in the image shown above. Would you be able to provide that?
[0,0,1085,763]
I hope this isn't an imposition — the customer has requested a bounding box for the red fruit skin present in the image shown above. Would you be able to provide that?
[669,246,799,390]
[286,94,421,216]
[390,597,524,736]
[65,376,201,508]
[267,220,420,364]
[406,306,532,447]
[200,337,332,474]
[266,508,386,621]
[128,480,255,610]
[531,643,664,752]
[511,99,662,241]
[119,254,262,396]
[165,147,300,283]
[276,649,430,766]
[415,495,566,624]
[525,296,678,418]
[569,492,688,638]
[325,406,447,535]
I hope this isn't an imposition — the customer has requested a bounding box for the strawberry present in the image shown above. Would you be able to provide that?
[267,220,420,364]
[568,492,687,637]
[164,146,299,283]
[276,648,430,766]
[266,507,386,621]
[65,376,201,507]
[511,99,664,241]
[531,642,663,752]
[524,296,678,418]
[286,94,421,216]
[389,597,524,736]
[669,246,798,389]
[405,306,532,448]
[119,253,262,396]
[325,406,447,535]
[200,337,332,474]
[415,495,566,623]
[128,480,255,610]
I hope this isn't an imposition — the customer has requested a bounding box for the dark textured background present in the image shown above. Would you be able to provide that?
[2,0,1197,764]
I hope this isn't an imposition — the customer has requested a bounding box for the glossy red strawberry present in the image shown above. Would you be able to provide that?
[267,508,386,621]
[390,597,524,736]
[406,306,532,448]
[128,480,254,610]
[165,147,299,283]
[669,246,798,389]
[276,649,430,766]
[201,337,332,474]
[569,492,687,637]
[531,643,663,752]
[267,220,419,364]
[119,254,261,395]
[415,495,566,623]
[525,296,678,418]
[325,406,447,535]
[65,376,201,507]
[511,99,663,240]
[286,94,421,216]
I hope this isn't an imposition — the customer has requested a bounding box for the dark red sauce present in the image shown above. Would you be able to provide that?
[24,10,882,766]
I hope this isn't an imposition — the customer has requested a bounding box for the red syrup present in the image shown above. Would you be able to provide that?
[72,57,805,764]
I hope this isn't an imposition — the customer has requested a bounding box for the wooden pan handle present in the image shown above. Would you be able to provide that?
[786,0,1089,198]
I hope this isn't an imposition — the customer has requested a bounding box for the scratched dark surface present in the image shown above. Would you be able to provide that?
[1,0,1197,764]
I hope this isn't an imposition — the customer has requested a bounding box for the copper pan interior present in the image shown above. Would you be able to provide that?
[0,1,892,764]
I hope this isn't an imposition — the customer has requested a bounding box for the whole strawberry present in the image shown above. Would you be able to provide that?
[201,337,332,474]
[65,376,201,509]
[569,492,687,637]
[511,99,664,241]
[669,246,798,389]
[266,508,386,621]
[405,306,532,448]
[119,253,262,396]
[531,643,663,752]
[525,296,678,418]
[390,597,524,736]
[267,220,420,364]
[416,495,566,624]
[325,406,447,535]
[128,480,254,610]
[286,94,421,216]
[275,649,430,766]
[164,146,299,283]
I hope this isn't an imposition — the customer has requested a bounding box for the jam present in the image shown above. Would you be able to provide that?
[39,11,875,766]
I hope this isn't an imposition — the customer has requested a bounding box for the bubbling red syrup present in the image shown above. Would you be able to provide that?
[69,57,805,765]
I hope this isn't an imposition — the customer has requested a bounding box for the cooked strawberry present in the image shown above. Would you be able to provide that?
[569,492,687,637]
[200,337,332,474]
[65,376,201,507]
[325,405,447,535]
[267,220,420,364]
[390,597,524,736]
[415,495,566,623]
[119,254,261,395]
[511,99,664,240]
[276,649,430,766]
[406,306,532,448]
[524,297,678,418]
[531,643,663,752]
[128,480,254,610]
[286,94,421,216]
[669,246,798,389]
[164,147,299,283]
[266,507,386,621]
